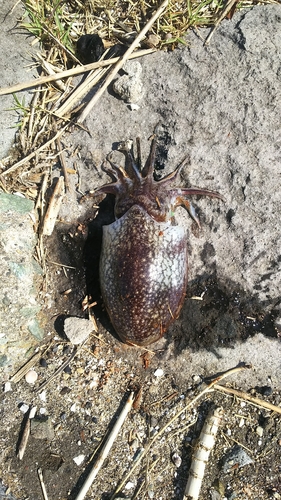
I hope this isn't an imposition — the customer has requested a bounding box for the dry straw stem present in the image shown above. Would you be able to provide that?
[37,468,49,500]
[110,363,251,500]
[204,0,239,45]
[214,383,281,415]
[185,407,224,500]
[74,392,135,500]
[77,0,169,123]
[10,351,42,383]
[0,49,156,96]
[2,124,68,176]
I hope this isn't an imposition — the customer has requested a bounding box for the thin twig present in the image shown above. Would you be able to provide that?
[0,49,156,96]
[214,383,281,415]
[77,0,169,123]
[38,468,49,500]
[204,0,239,46]
[17,406,37,460]
[35,346,78,393]
[74,392,135,500]
[110,364,251,499]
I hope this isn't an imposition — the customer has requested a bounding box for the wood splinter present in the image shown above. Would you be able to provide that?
[185,406,224,500]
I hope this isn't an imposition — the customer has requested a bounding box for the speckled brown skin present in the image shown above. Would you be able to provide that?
[97,138,223,346]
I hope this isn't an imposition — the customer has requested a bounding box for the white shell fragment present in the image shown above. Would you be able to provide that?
[25,369,38,384]
[73,454,85,466]
[64,316,93,344]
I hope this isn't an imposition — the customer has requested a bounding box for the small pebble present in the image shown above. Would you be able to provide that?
[4,381,12,392]
[256,425,264,437]
[154,368,164,377]
[39,391,46,402]
[25,370,38,384]
[171,452,182,468]
[70,403,77,412]
[125,481,135,490]
[19,403,29,414]
[73,454,85,466]
[64,317,93,344]
[60,412,67,421]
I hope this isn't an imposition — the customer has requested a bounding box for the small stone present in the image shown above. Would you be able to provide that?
[25,369,38,384]
[154,368,164,377]
[171,452,182,467]
[39,391,46,402]
[3,381,12,392]
[64,317,93,344]
[19,403,29,414]
[221,445,253,473]
[73,454,85,466]
[125,481,135,490]
[256,425,264,437]
[30,416,54,440]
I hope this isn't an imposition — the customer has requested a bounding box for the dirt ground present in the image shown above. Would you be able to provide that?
[1,3,281,500]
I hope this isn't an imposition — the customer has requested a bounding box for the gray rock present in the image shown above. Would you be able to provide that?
[0,0,38,157]
[222,445,254,473]
[64,317,93,344]
[30,416,55,440]
[0,193,44,375]
[113,61,144,103]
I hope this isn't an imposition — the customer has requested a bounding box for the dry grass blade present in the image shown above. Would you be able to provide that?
[214,383,281,414]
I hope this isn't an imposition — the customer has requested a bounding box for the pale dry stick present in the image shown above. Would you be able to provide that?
[55,66,109,118]
[10,352,42,383]
[17,406,37,460]
[37,53,67,91]
[0,49,156,96]
[214,383,281,415]
[74,392,135,500]
[77,0,169,123]
[2,124,68,176]
[37,468,49,500]
[110,364,251,500]
[185,407,224,500]
[204,0,239,46]
[42,176,65,235]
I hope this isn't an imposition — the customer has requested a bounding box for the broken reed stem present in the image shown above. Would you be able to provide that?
[74,392,135,500]
[110,364,251,499]
[0,49,156,96]
[77,0,169,123]
[214,384,281,415]
[185,407,224,500]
